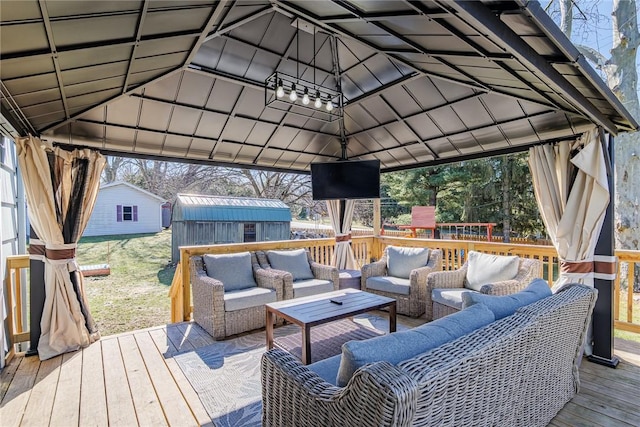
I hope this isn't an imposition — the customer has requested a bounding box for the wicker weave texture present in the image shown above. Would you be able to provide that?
[426,257,542,320]
[261,284,597,427]
[360,248,443,317]
[191,253,285,339]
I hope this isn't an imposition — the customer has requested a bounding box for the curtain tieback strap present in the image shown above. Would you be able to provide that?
[560,257,617,278]
[335,233,352,243]
[28,243,76,260]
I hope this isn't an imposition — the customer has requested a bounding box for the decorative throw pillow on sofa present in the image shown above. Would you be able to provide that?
[386,246,430,279]
[465,251,519,291]
[266,249,314,281]
[203,252,257,292]
[461,278,552,319]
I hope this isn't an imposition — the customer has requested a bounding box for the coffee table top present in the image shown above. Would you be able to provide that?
[266,289,395,327]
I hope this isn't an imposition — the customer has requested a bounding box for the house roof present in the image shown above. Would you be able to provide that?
[173,194,292,222]
[1,1,637,174]
[100,181,165,202]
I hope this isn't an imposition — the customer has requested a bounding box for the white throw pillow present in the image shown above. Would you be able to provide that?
[465,251,519,292]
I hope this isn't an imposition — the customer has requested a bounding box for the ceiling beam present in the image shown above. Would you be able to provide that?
[38,0,70,119]
[358,109,556,158]
[205,5,274,41]
[444,0,618,134]
[128,93,338,137]
[272,0,567,114]
[345,72,421,106]
[347,91,484,138]
[122,1,149,94]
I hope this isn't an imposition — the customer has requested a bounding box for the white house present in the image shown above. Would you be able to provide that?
[83,181,165,237]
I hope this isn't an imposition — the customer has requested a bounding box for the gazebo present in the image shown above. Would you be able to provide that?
[1,0,637,370]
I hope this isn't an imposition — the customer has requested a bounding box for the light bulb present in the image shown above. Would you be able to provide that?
[302,87,310,105]
[314,90,322,108]
[326,99,334,112]
[289,84,297,101]
[276,79,284,98]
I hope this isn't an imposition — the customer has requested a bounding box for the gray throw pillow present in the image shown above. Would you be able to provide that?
[462,278,552,320]
[465,251,519,291]
[266,249,314,281]
[386,246,430,279]
[203,252,257,292]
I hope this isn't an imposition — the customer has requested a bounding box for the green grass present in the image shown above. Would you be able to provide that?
[77,230,175,337]
[615,292,640,342]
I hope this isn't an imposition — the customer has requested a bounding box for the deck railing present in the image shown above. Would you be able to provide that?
[3,238,639,357]
[3,254,30,364]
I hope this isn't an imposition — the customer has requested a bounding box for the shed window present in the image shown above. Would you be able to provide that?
[244,223,256,243]
[117,205,138,222]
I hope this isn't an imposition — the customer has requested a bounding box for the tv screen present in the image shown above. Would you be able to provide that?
[311,159,380,200]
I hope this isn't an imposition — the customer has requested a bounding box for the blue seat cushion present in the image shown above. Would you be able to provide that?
[431,288,469,310]
[365,276,411,295]
[293,279,334,298]
[203,252,257,292]
[307,354,341,386]
[462,278,552,320]
[223,286,277,312]
[386,246,430,279]
[266,249,314,281]
[336,303,495,387]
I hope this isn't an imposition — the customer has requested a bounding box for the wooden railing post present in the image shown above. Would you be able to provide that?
[181,248,191,321]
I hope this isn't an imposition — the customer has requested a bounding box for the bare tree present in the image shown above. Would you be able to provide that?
[554,0,640,288]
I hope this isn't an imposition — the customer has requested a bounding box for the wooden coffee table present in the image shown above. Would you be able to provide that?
[265,289,396,364]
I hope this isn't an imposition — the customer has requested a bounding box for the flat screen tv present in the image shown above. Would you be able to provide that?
[311,159,380,200]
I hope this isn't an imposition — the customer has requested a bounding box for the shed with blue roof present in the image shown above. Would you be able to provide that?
[171,194,291,262]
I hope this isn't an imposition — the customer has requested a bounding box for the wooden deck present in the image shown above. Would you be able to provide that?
[1,321,639,426]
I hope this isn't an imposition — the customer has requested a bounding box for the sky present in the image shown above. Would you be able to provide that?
[544,0,640,110]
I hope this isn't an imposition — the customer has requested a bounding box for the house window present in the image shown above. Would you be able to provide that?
[117,205,138,222]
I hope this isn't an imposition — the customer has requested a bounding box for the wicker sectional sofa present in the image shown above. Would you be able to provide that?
[261,282,597,427]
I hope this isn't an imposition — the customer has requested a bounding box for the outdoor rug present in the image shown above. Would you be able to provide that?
[174,314,406,426]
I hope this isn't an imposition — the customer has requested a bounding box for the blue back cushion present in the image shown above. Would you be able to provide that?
[386,246,430,279]
[203,252,257,292]
[266,249,314,281]
[461,278,552,320]
[336,303,495,387]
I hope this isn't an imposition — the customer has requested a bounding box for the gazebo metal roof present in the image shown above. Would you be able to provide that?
[1,0,637,173]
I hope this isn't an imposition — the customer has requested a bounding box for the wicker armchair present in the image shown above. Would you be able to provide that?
[361,246,443,317]
[256,249,339,300]
[426,255,542,321]
[191,252,284,339]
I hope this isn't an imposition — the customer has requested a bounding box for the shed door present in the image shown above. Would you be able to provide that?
[215,222,237,243]
[194,222,216,245]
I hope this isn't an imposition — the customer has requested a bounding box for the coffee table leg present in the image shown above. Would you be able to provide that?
[266,309,275,350]
[301,325,311,365]
[389,302,397,333]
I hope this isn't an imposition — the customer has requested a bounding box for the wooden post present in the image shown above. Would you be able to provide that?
[181,248,191,321]
[373,199,381,236]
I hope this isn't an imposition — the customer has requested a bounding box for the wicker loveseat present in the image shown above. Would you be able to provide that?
[261,282,597,427]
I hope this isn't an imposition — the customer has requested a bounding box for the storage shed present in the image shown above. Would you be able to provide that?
[171,194,291,262]
[83,181,165,237]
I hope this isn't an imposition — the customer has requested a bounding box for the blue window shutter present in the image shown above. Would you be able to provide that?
[133,205,138,222]
[117,205,122,222]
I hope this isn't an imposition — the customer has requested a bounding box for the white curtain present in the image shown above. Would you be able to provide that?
[17,136,105,360]
[327,199,357,269]
[529,128,612,355]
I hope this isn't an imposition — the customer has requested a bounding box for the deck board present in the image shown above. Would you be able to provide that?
[1,322,639,426]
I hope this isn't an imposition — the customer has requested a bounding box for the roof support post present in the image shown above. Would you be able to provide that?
[588,131,619,368]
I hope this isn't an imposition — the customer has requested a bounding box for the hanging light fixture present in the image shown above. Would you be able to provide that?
[264,18,343,123]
